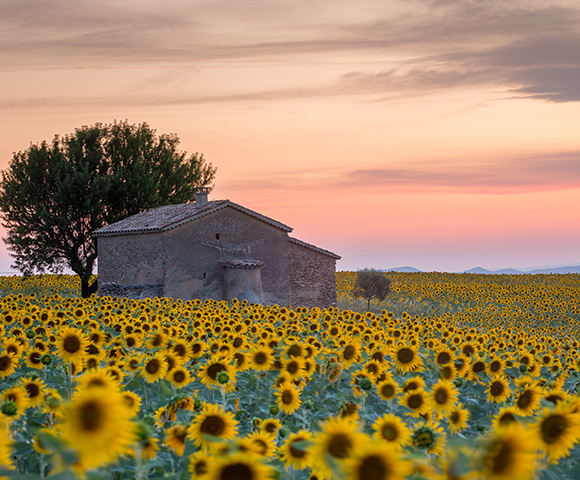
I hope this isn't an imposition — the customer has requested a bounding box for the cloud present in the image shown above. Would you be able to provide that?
[1,0,580,104]
[341,151,580,193]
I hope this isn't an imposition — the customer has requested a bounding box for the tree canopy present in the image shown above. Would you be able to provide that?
[0,121,216,297]
[352,269,392,310]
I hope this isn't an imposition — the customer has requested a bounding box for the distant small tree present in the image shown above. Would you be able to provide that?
[352,269,392,311]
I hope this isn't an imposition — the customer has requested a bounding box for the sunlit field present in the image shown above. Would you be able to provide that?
[0,272,579,479]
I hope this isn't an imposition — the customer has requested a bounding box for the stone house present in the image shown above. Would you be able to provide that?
[92,188,340,307]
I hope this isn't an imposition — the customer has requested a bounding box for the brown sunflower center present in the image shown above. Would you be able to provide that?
[287,345,302,357]
[29,352,42,364]
[490,361,501,372]
[79,400,103,432]
[327,433,352,458]
[281,390,294,405]
[407,394,424,409]
[289,440,307,458]
[435,389,449,405]
[357,455,389,480]
[489,440,512,474]
[201,415,226,437]
[146,359,161,374]
[472,361,485,373]
[286,361,300,374]
[499,413,516,426]
[173,371,186,383]
[397,348,414,364]
[381,424,398,441]
[207,363,226,380]
[343,346,356,361]
[381,384,395,398]
[437,352,451,364]
[220,463,253,480]
[517,390,532,409]
[254,352,267,365]
[490,382,505,397]
[541,414,567,444]
[63,335,81,354]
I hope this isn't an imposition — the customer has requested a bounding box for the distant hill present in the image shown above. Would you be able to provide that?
[376,264,580,274]
[382,266,422,273]
[460,265,580,274]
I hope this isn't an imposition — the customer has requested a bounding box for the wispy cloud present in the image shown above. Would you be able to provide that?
[342,151,580,193]
[219,151,580,195]
[1,0,579,105]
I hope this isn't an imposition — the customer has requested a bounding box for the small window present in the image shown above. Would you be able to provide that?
[203,272,207,279]
[216,233,221,240]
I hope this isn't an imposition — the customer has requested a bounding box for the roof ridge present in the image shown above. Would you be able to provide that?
[289,236,341,259]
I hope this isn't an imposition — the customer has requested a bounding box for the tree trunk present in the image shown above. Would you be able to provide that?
[81,278,98,298]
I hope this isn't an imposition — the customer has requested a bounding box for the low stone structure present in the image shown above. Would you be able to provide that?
[93,189,340,307]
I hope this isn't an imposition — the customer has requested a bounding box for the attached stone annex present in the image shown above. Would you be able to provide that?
[92,188,340,308]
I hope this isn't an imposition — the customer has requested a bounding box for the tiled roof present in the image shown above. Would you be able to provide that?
[289,236,341,260]
[93,200,293,237]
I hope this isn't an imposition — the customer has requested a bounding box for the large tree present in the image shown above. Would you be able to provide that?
[0,121,216,297]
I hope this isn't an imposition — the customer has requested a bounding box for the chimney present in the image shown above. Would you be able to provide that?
[194,186,211,206]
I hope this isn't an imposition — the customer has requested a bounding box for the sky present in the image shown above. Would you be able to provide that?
[1,0,580,273]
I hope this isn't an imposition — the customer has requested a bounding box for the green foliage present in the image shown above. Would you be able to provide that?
[352,269,392,310]
[0,121,216,297]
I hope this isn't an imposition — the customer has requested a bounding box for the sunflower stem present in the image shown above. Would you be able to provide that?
[68,361,73,399]
[221,384,227,410]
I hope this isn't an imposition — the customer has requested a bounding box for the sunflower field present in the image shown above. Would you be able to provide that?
[0,272,579,480]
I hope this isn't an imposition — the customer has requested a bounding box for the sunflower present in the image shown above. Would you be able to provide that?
[311,417,368,479]
[281,356,305,381]
[279,429,313,470]
[55,326,89,363]
[245,430,278,457]
[339,341,361,368]
[340,401,360,421]
[372,413,411,450]
[168,366,191,388]
[1,386,29,418]
[447,405,470,434]
[376,378,399,401]
[343,443,411,480]
[198,355,237,391]
[187,403,238,451]
[141,353,169,383]
[430,379,458,413]
[75,368,120,392]
[165,424,189,456]
[434,347,455,367]
[248,346,275,371]
[402,375,425,393]
[400,388,432,418]
[24,348,44,370]
[411,422,445,456]
[120,391,142,418]
[60,387,137,469]
[392,344,422,373]
[275,381,302,414]
[492,406,521,431]
[205,452,272,480]
[260,418,282,435]
[513,385,542,416]
[19,377,47,407]
[478,425,537,480]
[0,352,18,378]
[189,450,211,478]
[533,404,580,462]
[486,375,511,403]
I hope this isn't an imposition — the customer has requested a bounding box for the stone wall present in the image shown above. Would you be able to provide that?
[288,240,337,308]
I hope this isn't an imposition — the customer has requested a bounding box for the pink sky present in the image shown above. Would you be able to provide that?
[1,0,580,273]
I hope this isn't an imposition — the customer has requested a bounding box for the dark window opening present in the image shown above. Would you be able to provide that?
[216,233,221,240]
[203,272,207,279]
